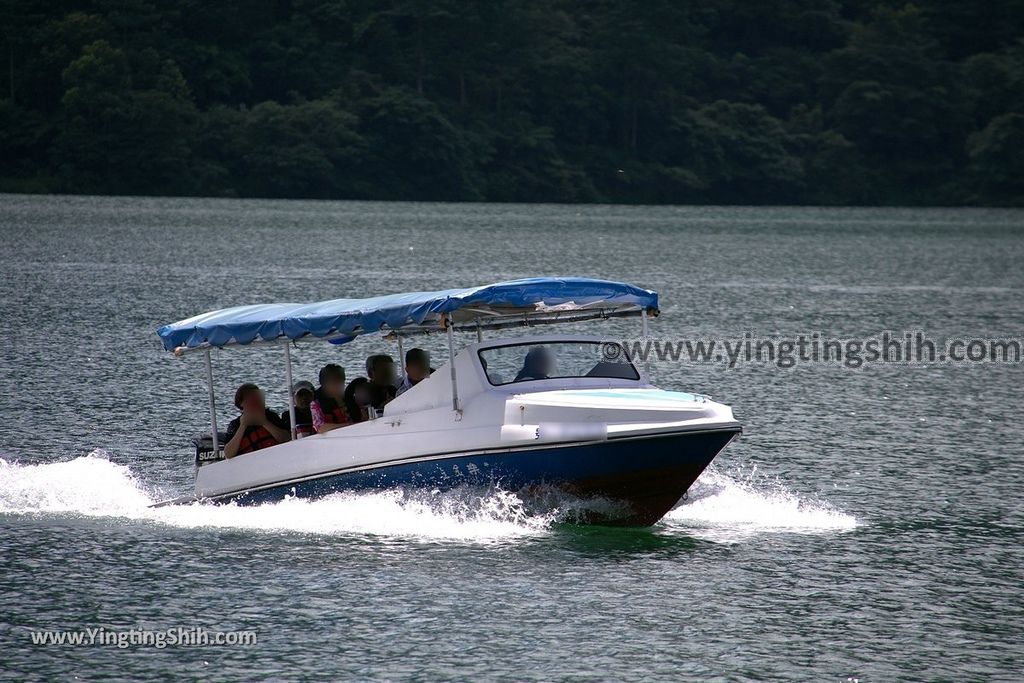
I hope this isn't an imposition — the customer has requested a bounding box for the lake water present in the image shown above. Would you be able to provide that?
[1,195,1022,681]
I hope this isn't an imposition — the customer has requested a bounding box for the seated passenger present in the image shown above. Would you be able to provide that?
[514,347,554,382]
[311,364,350,434]
[366,354,397,411]
[396,348,431,396]
[223,383,290,458]
[343,377,373,423]
[280,380,315,438]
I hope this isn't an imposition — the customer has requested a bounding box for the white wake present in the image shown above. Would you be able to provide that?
[664,463,859,540]
[0,453,858,542]
[0,452,552,542]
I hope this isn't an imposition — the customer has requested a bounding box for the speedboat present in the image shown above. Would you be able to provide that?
[156,277,741,526]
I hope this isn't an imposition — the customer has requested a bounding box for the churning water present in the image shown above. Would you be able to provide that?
[0,454,855,542]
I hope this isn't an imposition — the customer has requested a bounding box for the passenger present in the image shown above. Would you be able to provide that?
[223,383,290,458]
[366,354,397,411]
[280,380,316,438]
[343,377,373,423]
[514,347,554,382]
[396,348,431,396]
[311,364,350,434]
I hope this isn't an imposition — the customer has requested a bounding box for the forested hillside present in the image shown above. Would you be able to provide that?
[1,1,1022,205]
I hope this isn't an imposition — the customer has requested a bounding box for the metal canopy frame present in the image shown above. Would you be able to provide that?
[186,304,657,452]
[171,305,651,356]
[171,304,655,354]
[382,306,651,340]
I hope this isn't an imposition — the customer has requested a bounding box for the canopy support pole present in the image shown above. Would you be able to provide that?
[445,315,460,412]
[397,335,405,379]
[204,349,219,454]
[284,342,296,440]
[641,309,651,377]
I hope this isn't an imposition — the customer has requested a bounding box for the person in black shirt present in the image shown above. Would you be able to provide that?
[514,347,554,382]
[311,364,350,433]
[223,383,290,458]
[343,377,373,424]
[280,380,315,438]
[365,354,397,412]
[396,348,432,396]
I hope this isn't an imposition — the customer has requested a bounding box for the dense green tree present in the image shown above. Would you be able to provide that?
[821,5,972,202]
[0,0,1021,205]
[356,86,483,200]
[666,101,803,203]
[54,40,198,194]
[198,98,364,198]
[967,113,1024,204]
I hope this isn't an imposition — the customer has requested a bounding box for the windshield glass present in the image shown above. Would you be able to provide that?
[478,341,639,386]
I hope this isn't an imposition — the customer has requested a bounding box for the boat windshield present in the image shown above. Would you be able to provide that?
[478,341,639,386]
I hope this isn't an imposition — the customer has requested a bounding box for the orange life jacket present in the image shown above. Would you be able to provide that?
[237,425,280,455]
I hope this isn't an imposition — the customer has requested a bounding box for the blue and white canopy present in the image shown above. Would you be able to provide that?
[157,277,658,353]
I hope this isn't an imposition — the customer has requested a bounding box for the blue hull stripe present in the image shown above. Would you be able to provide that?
[222,429,740,525]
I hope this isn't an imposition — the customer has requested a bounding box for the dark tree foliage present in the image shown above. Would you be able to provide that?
[1,0,1021,204]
